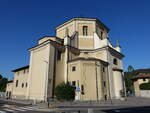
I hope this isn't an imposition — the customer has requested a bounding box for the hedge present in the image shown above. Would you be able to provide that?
[139,83,150,90]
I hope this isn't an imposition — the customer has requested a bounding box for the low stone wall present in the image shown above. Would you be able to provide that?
[0,92,5,98]
[140,90,150,98]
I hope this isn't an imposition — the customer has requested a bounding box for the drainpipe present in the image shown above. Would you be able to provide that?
[95,61,99,101]
[106,47,112,102]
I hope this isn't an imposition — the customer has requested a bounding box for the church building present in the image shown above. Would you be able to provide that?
[6,17,125,101]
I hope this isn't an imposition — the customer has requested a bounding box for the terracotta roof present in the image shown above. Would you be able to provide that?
[132,73,150,80]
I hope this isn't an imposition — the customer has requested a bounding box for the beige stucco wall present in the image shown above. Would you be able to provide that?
[10,18,124,101]
[113,71,123,98]
[56,22,75,38]
[55,52,66,86]
[27,42,55,101]
[134,78,150,97]
[6,82,14,98]
[12,68,29,99]
[68,60,109,101]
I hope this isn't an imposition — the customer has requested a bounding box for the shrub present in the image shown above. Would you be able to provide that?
[54,82,75,101]
[120,90,125,97]
[139,83,150,90]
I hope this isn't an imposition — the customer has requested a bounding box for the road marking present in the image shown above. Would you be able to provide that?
[0,110,6,113]
[11,107,26,111]
[3,108,15,112]
[18,107,35,110]
[2,104,11,107]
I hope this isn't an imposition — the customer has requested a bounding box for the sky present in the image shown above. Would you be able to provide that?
[0,0,150,79]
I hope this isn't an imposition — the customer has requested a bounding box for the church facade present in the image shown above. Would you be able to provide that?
[6,17,125,101]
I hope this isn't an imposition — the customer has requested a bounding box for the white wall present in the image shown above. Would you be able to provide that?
[140,90,150,98]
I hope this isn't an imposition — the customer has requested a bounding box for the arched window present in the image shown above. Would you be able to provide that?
[16,80,18,87]
[22,83,24,88]
[113,58,118,65]
[83,26,88,36]
[100,31,103,39]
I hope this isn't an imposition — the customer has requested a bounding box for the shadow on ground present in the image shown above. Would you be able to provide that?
[101,106,150,113]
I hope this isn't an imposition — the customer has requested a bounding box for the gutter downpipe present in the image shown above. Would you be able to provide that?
[106,46,112,104]
[95,61,99,101]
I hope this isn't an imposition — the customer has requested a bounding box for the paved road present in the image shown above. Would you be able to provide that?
[54,106,150,113]
[1,97,150,113]
[0,99,49,113]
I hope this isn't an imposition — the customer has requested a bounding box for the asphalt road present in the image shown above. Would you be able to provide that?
[0,98,150,113]
[55,106,150,113]
[0,99,49,113]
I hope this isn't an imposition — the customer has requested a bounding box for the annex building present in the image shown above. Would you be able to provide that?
[6,17,125,101]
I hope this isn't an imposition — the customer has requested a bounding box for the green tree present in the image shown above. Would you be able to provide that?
[0,74,8,92]
[139,83,150,90]
[128,65,134,72]
[54,82,75,101]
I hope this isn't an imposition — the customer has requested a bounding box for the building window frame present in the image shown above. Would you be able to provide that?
[113,58,118,65]
[72,81,76,87]
[57,50,62,60]
[81,85,84,95]
[22,83,24,88]
[72,66,76,72]
[16,80,18,87]
[26,83,28,87]
[83,26,88,36]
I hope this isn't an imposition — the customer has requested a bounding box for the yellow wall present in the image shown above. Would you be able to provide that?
[68,60,109,101]
[12,68,29,99]
[134,78,150,96]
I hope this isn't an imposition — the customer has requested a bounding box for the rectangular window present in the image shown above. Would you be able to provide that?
[102,67,105,72]
[22,83,24,88]
[103,81,106,87]
[81,85,84,95]
[72,81,76,86]
[83,26,88,36]
[26,83,28,87]
[16,80,18,87]
[57,50,61,60]
[72,66,76,72]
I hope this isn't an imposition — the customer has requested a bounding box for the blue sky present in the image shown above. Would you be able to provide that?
[0,0,150,79]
